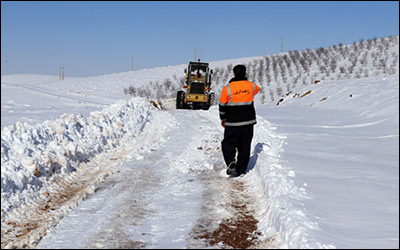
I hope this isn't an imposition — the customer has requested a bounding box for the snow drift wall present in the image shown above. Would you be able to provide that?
[1,97,158,213]
[247,117,334,248]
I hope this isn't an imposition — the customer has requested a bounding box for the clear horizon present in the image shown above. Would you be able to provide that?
[1,1,399,77]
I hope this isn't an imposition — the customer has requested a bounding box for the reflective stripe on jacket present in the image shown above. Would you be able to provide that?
[219,79,260,126]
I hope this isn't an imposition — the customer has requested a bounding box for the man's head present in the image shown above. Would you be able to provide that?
[233,64,246,77]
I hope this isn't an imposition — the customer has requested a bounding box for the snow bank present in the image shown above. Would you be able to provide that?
[244,117,335,248]
[1,97,163,218]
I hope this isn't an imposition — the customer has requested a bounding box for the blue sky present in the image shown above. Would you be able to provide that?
[1,1,399,77]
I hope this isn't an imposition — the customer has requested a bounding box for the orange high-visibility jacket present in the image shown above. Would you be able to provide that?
[219,79,260,126]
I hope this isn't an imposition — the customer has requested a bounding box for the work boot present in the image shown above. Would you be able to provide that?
[226,161,237,175]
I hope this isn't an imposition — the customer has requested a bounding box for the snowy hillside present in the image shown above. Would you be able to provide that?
[1,36,399,249]
[123,36,399,105]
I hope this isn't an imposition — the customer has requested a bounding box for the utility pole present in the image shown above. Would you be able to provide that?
[59,67,64,80]
[194,48,197,62]
[131,57,133,71]
[281,36,283,53]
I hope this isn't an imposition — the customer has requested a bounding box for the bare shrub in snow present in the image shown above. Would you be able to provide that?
[276,86,283,97]
[269,88,274,102]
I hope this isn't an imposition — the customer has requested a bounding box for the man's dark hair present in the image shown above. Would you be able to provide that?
[233,64,246,77]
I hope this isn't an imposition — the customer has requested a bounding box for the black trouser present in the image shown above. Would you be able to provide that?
[221,125,254,175]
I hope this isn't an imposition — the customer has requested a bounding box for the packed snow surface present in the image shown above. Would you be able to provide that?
[1,40,399,249]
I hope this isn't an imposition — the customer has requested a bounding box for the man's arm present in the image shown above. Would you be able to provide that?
[254,82,260,96]
[219,86,229,127]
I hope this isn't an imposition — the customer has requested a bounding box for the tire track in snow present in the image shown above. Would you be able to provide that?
[2,145,137,249]
[173,109,274,249]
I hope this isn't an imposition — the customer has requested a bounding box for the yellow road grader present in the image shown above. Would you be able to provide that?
[176,60,215,110]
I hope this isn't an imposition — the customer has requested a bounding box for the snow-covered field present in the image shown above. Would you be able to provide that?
[1,37,399,249]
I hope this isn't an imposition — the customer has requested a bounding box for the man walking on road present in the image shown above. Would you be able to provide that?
[219,64,260,176]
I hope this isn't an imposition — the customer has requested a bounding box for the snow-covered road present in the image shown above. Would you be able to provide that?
[30,107,277,249]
